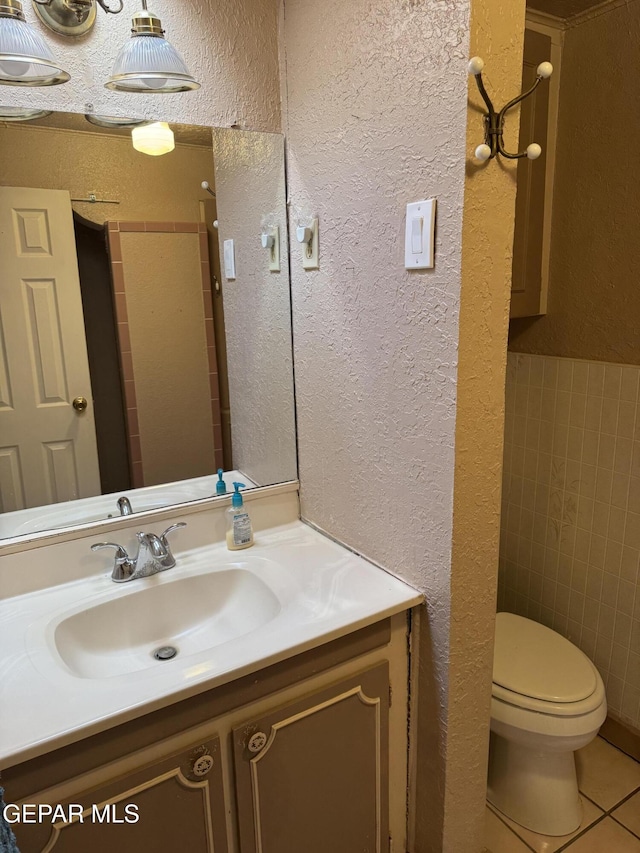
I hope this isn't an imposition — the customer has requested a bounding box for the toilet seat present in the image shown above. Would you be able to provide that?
[492,613,605,718]
[493,677,605,718]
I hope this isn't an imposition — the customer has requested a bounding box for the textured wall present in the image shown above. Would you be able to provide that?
[211,128,297,487]
[282,0,514,850]
[447,0,526,848]
[500,352,640,733]
[283,0,525,848]
[0,124,214,223]
[0,0,281,132]
[509,3,640,364]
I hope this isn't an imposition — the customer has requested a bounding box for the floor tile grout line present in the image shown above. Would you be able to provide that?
[488,805,538,853]
[598,737,640,766]
[555,812,609,852]
[577,790,602,811]
[609,814,640,843]
[606,784,640,815]
[577,780,640,816]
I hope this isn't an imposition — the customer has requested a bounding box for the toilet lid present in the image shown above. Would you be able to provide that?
[493,612,597,703]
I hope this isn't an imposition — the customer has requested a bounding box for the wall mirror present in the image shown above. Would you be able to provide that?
[0,111,297,540]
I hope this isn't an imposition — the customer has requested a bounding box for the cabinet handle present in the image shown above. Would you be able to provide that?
[248,732,268,754]
[191,754,215,777]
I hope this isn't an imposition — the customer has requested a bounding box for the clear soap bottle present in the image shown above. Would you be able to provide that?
[226,482,254,550]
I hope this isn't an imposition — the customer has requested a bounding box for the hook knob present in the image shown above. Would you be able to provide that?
[526,143,542,160]
[536,61,553,79]
[474,144,492,162]
[468,56,485,76]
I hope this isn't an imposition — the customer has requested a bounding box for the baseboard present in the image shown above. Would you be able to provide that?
[600,714,640,762]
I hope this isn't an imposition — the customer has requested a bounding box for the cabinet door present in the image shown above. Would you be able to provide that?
[511,28,555,318]
[233,664,389,853]
[13,736,228,853]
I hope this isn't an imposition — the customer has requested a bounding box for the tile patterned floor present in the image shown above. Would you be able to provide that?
[485,737,640,852]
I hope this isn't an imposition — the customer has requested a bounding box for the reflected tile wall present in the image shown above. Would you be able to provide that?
[499,353,640,731]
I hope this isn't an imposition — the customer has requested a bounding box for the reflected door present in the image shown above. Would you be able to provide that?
[0,186,101,512]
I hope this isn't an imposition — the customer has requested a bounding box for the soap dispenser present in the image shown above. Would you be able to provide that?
[216,468,227,495]
[226,483,254,550]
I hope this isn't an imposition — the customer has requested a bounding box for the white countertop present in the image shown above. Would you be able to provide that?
[0,521,422,769]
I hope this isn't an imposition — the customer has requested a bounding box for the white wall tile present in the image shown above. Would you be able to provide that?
[501,355,640,730]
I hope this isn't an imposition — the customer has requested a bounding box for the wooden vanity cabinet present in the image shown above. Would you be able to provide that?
[4,618,402,853]
[233,664,389,853]
[12,737,228,853]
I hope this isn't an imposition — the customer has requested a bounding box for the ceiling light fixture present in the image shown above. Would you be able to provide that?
[0,103,50,118]
[0,0,69,86]
[85,113,150,128]
[105,0,200,94]
[131,120,174,155]
[32,0,123,38]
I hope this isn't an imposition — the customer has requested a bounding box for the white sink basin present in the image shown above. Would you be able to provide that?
[53,569,280,679]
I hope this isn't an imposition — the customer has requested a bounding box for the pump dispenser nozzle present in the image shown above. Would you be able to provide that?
[216,469,227,495]
[231,482,246,507]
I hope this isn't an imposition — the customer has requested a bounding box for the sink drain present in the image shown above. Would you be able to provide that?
[153,645,178,661]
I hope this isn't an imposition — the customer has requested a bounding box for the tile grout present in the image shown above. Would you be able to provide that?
[486,730,640,851]
[556,811,608,851]
[488,804,538,853]
[609,813,640,844]
[488,779,640,851]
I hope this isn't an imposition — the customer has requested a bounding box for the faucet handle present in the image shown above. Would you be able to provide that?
[91,541,135,582]
[91,541,129,558]
[160,522,187,559]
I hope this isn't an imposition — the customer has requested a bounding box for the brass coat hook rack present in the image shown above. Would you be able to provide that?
[468,56,553,163]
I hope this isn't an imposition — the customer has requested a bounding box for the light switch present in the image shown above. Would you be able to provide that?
[223,239,236,280]
[405,199,436,269]
[411,217,423,254]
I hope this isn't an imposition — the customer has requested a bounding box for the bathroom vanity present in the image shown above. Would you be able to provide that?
[0,487,422,853]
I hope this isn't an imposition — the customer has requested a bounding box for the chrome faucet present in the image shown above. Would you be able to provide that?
[117,496,133,516]
[91,522,187,583]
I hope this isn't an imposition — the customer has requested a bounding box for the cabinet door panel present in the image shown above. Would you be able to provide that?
[511,28,554,318]
[13,737,227,853]
[233,664,389,853]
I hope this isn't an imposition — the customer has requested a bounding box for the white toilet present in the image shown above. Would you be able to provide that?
[488,612,607,836]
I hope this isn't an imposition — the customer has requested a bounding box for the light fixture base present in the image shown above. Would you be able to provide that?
[32,0,97,37]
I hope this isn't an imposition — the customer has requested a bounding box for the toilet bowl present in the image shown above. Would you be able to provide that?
[488,612,607,836]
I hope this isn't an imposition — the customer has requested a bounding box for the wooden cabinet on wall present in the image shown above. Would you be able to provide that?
[3,619,402,853]
[511,24,562,318]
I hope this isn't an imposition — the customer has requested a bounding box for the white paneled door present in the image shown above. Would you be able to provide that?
[0,187,101,513]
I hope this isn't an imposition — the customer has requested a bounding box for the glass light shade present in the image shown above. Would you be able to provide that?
[85,113,150,129]
[0,16,69,86]
[131,121,174,156]
[0,104,50,120]
[105,33,200,93]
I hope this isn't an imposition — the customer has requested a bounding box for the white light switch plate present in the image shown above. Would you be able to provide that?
[223,239,236,279]
[404,199,436,269]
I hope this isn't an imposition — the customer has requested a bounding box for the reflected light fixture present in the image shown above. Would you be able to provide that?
[105,0,200,93]
[0,103,50,118]
[131,120,174,155]
[0,0,69,86]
